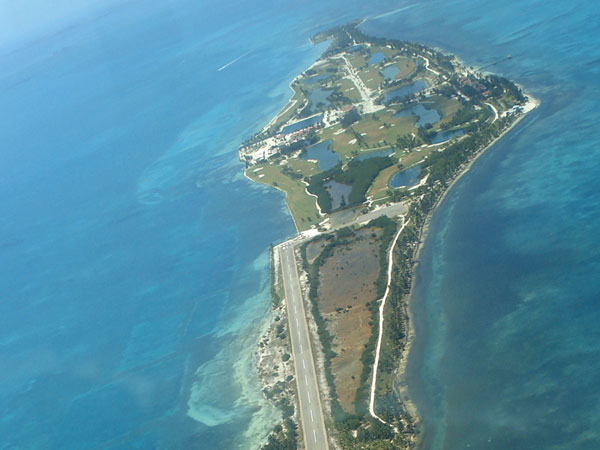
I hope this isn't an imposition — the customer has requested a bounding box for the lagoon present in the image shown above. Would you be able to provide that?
[308,88,332,113]
[324,180,352,210]
[301,140,340,171]
[369,52,385,65]
[394,104,441,127]
[304,74,328,85]
[389,165,420,188]
[381,64,400,80]
[383,79,428,102]
[281,114,323,135]
[430,128,465,144]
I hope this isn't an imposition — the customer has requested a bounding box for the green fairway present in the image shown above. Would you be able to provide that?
[246,164,321,231]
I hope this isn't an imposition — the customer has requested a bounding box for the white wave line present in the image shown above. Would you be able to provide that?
[217,51,251,72]
[369,3,419,21]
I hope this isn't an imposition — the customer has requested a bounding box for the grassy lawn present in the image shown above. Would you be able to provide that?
[247,46,472,227]
[318,110,419,160]
[367,164,398,199]
[497,93,516,109]
[377,57,417,84]
[287,158,319,177]
[381,46,398,59]
[398,147,433,167]
[331,132,362,158]
[358,66,383,90]
[352,113,415,148]
[246,164,320,231]
[347,52,367,69]
[425,95,462,125]
[395,57,417,79]
[318,123,341,141]
[335,78,362,102]
[318,125,361,159]
[314,60,338,74]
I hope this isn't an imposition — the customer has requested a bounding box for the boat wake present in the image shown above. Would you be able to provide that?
[368,3,419,21]
[217,51,251,72]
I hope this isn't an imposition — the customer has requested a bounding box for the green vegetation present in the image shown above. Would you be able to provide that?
[340,108,361,127]
[350,113,525,447]
[270,245,281,308]
[245,164,320,231]
[440,104,480,130]
[304,26,529,450]
[304,164,336,213]
[248,19,532,450]
[243,21,525,232]
[307,157,394,213]
[300,233,350,421]
[424,118,508,184]
[337,157,394,205]
[353,216,397,414]
[261,418,298,450]
[367,164,401,201]
[280,130,319,156]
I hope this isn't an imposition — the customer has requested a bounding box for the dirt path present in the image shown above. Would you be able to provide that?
[369,216,409,430]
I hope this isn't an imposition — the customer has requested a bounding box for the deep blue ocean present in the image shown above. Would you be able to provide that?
[1,1,598,449]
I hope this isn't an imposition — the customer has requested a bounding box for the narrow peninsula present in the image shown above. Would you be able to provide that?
[247,21,537,450]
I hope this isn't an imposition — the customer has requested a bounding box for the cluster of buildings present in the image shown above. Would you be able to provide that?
[241,104,355,165]
[457,75,492,97]
[241,119,323,164]
[502,105,524,117]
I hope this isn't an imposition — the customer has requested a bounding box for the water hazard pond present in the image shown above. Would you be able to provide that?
[383,79,427,102]
[280,114,322,134]
[308,88,332,113]
[369,52,385,65]
[304,74,328,85]
[389,165,421,188]
[324,180,352,210]
[300,140,340,171]
[394,104,440,127]
[430,128,465,144]
[381,64,400,80]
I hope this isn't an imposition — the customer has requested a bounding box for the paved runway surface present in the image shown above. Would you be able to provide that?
[279,241,329,450]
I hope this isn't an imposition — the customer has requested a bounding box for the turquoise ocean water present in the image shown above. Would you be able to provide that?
[1,1,599,448]
[0,1,398,448]
[363,1,600,448]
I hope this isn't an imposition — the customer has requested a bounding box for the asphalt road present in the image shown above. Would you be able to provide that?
[355,202,407,226]
[279,241,329,450]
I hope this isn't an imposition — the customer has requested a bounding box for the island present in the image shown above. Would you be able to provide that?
[249,21,537,450]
